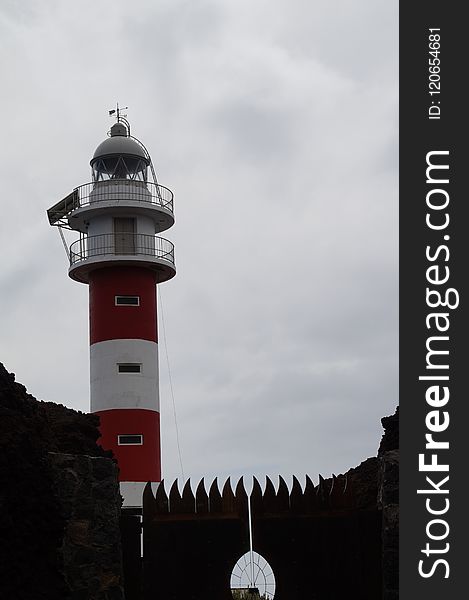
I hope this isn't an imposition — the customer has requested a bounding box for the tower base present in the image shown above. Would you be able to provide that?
[120,481,160,508]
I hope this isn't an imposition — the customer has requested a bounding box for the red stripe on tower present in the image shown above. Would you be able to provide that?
[47,114,176,508]
[89,267,158,344]
[96,408,161,481]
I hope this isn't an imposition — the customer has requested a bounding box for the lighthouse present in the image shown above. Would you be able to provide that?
[47,111,176,508]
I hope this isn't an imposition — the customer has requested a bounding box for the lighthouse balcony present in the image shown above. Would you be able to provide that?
[68,233,176,284]
[48,180,174,234]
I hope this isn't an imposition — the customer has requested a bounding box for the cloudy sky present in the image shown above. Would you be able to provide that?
[0,0,398,491]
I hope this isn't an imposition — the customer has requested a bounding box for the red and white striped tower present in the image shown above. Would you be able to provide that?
[47,112,176,508]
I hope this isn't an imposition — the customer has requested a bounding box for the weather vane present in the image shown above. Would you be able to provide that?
[108,102,128,122]
[108,102,130,135]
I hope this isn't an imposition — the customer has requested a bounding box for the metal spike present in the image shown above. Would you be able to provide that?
[329,474,340,507]
[142,481,156,517]
[222,477,235,513]
[277,475,290,511]
[169,479,181,513]
[251,476,263,510]
[235,477,249,515]
[316,474,331,508]
[290,475,304,514]
[195,478,209,514]
[235,477,247,499]
[305,474,315,493]
[304,474,318,513]
[263,476,276,512]
[292,475,303,493]
[209,477,222,513]
[155,479,169,514]
[180,478,195,513]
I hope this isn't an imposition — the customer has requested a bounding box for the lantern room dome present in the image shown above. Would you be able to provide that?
[91,135,148,164]
[90,122,151,181]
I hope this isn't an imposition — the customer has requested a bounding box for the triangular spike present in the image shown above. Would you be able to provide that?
[195,478,209,514]
[169,479,180,496]
[316,474,330,508]
[278,475,289,493]
[235,477,247,499]
[276,475,290,511]
[235,477,248,515]
[209,477,222,513]
[304,474,318,513]
[316,474,325,496]
[155,480,169,514]
[265,476,276,497]
[329,474,339,507]
[169,479,181,513]
[222,477,233,496]
[292,475,303,493]
[263,476,276,511]
[180,478,195,514]
[250,476,263,517]
[143,481,156,518]
[290,475,304,514]
[222,477,235,513]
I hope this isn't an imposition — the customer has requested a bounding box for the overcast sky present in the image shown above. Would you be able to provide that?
[0,0,398,492]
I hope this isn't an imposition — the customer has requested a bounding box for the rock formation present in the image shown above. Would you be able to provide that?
[0,363,124,600]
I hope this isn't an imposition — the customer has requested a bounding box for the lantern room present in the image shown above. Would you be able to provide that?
[91,122,150,182]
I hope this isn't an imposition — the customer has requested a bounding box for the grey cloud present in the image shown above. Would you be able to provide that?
[1,0,397,486]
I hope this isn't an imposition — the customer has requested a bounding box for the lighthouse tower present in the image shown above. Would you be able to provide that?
[47,112,176,508]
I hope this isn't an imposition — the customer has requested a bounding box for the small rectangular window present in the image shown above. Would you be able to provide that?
[118,363,142,374]
[115,296,140,306]
[118,434,143,445]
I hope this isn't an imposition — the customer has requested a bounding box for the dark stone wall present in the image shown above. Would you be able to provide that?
[0,363,124,600]
[49,453,124,600]
[378,408,399,600]
[323,407,399,599]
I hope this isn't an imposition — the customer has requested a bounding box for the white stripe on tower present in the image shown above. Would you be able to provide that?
[90,339,159,412]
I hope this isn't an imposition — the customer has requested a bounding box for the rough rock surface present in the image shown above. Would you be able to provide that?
[49,452,124,600]
[0,363,123,600]
[327,406,398,599]
[378,407,399,600]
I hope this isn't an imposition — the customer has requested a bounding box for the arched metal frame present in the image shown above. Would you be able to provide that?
[230,551,276,599]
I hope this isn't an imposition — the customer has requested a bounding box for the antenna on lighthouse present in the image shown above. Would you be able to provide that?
[109,102,130,135]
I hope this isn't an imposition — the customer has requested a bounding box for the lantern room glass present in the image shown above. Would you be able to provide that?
[92,156,148,182]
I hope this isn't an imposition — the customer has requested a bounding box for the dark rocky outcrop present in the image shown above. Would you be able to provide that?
[49,453,124,600]
[378,407,399,600]
[323,407,398,599]
[0,363,123,600]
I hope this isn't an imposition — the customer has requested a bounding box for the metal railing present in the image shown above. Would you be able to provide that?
[77,180,173,211]
[69,233,175,267]
[48,180,174,227]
